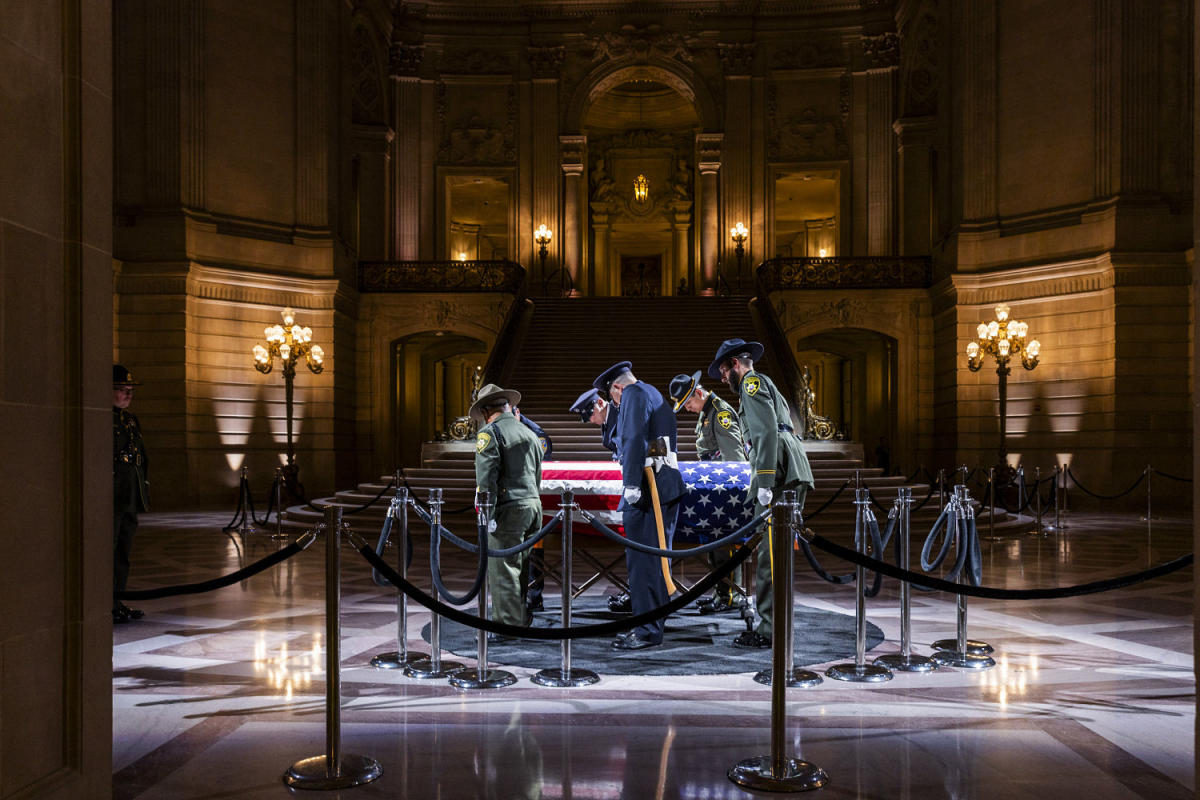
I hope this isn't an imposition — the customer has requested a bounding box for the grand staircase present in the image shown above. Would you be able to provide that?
[285,295,1017,537]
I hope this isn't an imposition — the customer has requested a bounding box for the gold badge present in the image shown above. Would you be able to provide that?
[743,376,761,396]
[717,410,733,429]
[476,431,492,453]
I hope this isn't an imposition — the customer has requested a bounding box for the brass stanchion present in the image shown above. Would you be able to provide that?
[533,490,599,687]
[874,487,935,673]
[405,488,463,679]
[931,486,995,669]
[826,487,893,683]
[450,490,517,689]
[270,467,288,540]
[754,493,821,688]
[728,492,829,792]
[283,507,383,789]
[372,482,427,670]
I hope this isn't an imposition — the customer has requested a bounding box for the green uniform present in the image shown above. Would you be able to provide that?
[475,411,543,626]
[737,369,814,637]
[694,393,747,604]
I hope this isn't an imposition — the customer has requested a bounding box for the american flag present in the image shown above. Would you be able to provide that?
[540,460,757,542]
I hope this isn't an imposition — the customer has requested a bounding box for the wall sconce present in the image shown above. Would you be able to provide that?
[729,222,748,292]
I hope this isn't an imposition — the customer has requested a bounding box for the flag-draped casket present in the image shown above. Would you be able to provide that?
[539,461,758,542]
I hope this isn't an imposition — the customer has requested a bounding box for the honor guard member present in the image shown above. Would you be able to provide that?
[668,371,748,615]
[513,407,552,612]
[569,387,620,460]
[471,384,544,640]
[593,362,685,649]
[113,365,149,624]
[708,339,815,648]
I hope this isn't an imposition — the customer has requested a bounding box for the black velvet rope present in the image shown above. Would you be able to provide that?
[117,537,313,600]
[307,478,398,516]
[409,500,563,557]
[910,478,939,512]
[805,532,1193,600]
[1152,468,1194,483]
[429,515,489,606]
[1066,466,1145,500]
[353,531,760,640]
[577,507,773,558]
[805,479,851,520]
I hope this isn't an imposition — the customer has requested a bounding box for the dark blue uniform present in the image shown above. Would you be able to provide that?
[601,403,620,459]
[518,414,553,461]
[616,382,684,642]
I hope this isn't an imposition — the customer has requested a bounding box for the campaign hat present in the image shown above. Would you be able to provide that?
[707,339,763,379]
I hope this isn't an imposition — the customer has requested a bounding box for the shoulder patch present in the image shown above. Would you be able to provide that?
[475,431,493,453]
[717,410,734,429]
[743,375,761,396]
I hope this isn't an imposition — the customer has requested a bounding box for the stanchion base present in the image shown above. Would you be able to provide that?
[931,650,995,670]
[269,530,290,541]
[448,667,518,689]
[403,658,463,679]
[235,524,257,536]
[752,667,823,688]
[931,638,993,656]
[873,653,937,673]
[282,753,383,790]
[825,662,893,683]
[531,667,600,687]
[728,755,829,793]
[370,650,428,670]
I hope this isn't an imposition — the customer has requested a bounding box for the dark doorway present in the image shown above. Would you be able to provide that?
[620,255,661,296]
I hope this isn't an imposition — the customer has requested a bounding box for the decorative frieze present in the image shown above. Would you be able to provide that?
[589,29,693,65]
[758,256,931,290]
[719,43,756,76]
[358,260,526,294]
[696,132,724,171]
[436,82,517,164]
[772,39,845,70]
[389,43,424,77]
[766,96,849,161]
[526,45,565,78]
[444,48,513,75]
[860,32,900,67]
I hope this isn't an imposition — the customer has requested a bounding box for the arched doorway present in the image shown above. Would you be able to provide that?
[392,332,487,466]
[579,68,702,296]
[796,328,899,474]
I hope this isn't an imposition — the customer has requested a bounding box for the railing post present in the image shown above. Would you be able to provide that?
[728,492,829,792]
[931,486,995,670]
[405,488,462,679]
[283,508,383,789]
[827,487,892,683]
[754,492,821,688]
[371,483,427,670]
[534,490,600,687]
[875,487,935,673]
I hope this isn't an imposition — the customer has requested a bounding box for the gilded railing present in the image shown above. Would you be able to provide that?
[756,256,931,290]
[358,260,525,293]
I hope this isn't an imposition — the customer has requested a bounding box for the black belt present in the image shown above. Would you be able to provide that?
[778,424,794,433]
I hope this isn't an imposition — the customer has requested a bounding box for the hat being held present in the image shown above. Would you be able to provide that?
[469,383,521,425]
[592,361,633,394]
[113,364,141,386]
[569,388,601,423]
[667,371,701,414]
[707,339,764,379]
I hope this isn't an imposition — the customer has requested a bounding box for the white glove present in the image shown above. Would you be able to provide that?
[623,486,642,504]
[487,520,497,534]
[757,488,773,507]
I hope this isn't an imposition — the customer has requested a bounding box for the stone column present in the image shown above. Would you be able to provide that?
[591,209,611,296]
[671,202,693,293]
[894,116,934,256]
[719,45,755,275]
[351,125,394,261]
[528,47,565,288]
[959,0,997,222]
[560,135,587,295]
[866,68,896,254]
[390,44,424,259]
[295,0,333,232]
[696,133,724,293]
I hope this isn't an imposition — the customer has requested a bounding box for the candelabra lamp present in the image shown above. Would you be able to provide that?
[730,222,748,292]
[966,303,1040,486]
[253,307,324,501]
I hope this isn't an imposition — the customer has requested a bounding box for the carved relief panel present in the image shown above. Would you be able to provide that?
[767,77,850,163]
[436,80,517,164]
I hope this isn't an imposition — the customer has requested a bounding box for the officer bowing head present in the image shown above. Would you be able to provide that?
[569,387,607,426]
[707,338,764,394]
[592,360,633,406]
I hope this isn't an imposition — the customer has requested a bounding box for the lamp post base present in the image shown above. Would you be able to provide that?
[282,754,382,790]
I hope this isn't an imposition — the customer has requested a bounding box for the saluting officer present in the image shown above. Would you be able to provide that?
[113,364,149,624]
[471,384,544,639]
[593,361,685,649]
[708,339,815,648]
[668,370,748,615]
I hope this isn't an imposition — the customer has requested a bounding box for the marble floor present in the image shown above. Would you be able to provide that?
[113,509,1195,799]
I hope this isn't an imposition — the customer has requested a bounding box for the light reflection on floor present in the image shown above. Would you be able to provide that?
[113,510,1194,799]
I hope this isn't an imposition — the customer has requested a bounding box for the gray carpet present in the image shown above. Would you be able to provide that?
[420,599,884,676]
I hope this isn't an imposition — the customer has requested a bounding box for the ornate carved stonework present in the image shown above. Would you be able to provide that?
[861,32,900,67]
[719,43,756,76]
[436,83,517,164]
[352,28,385,125]
[758,256,932,290]
[444,48,513,75]
[772,40,844,70]
[560,135,586,173]
[767,102,849,162]
[696,132,723,170]
[588,26,693,65]
[358,260,525,294]
[389,43,423,77]
[527,45,565,78]
[900,2,938,116]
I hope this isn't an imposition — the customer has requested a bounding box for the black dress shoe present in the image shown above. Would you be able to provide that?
[118,603,144,620]
[526,598,544,612]
[607,593,632,613]
[112,608,130,625]
[611,632,661,650]
[698,595,745,615]
[732,630,772,649]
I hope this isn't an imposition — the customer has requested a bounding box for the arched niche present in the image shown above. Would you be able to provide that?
[392,332,488,467]
[565,60,719,133]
